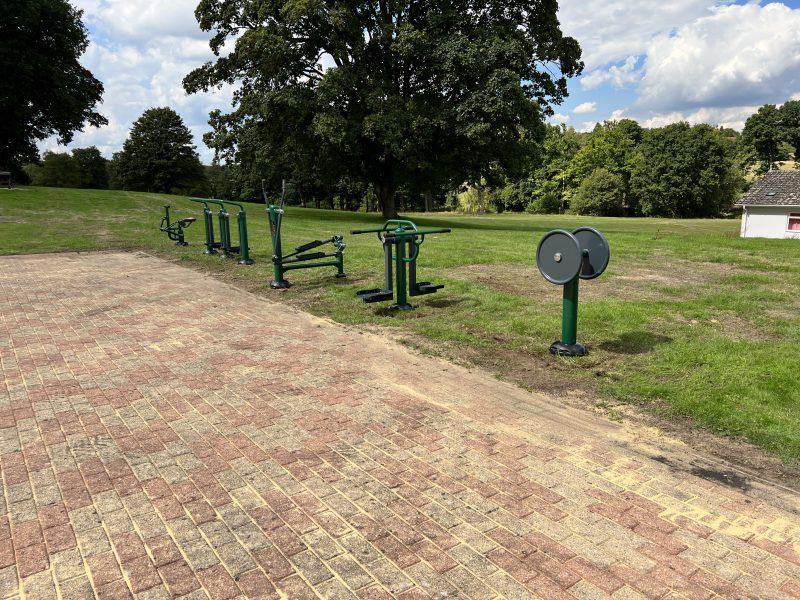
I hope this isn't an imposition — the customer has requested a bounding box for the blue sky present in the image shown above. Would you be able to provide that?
[44,0,800,163]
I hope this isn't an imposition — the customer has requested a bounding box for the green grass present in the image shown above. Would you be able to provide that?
[3,186,799,462]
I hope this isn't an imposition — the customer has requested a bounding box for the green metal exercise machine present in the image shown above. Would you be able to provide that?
[190,199,221,255]
[159,205,196,246]
[264,180,346,289]
[536,227,610,356]
[190,198,253,265]
[351,219,451,310]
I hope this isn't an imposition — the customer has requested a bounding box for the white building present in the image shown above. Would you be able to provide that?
[738,171,800,239]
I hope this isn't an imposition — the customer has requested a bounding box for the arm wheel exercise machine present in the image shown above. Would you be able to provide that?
[159,205,196,246]
[189,198,253,265]
[536,227,610,356]
[265,180,346,289]
[351,219,451,310]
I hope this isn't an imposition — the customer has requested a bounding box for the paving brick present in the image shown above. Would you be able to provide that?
[2,252,799,600]
[87,551,123,588]
[158,560,200,596]
[122,555,162,594]
[196,563,239,600]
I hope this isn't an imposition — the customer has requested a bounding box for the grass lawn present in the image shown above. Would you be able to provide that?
[2,186,799,464]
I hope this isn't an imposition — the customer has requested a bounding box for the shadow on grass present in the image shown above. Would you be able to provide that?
[599,331,672,355]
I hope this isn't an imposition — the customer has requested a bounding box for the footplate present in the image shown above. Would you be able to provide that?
[410,282,444,297]
[356,288,394,303]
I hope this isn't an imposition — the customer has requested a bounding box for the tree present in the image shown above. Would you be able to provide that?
[72,147,109,189]
[185,0,583,218]
[563,121,639,212]
[742,104,783,171]
[114,108,207,195]
[629,123,740,218]
[779,100,800,162]
[24,151,80,188]
[571,168,624,216]
[0,0,106,175]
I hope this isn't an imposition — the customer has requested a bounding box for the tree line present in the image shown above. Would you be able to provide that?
[22,100,797,219]
[6,0,799,219]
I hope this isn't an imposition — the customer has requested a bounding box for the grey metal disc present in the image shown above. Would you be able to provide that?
[536,230,582,285]
[572,227,610,280]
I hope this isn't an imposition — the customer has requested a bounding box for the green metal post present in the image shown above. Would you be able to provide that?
[237,209,253,265]
[267,205,290,288]
[163,205,172,228]
[190,199,217,254]
[202,206,215,253]
[391,233,412,310]
[218,207,231,257]
[561,277,579,346]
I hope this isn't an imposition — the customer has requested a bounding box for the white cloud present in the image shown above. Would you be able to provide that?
[637,3,800,112]
[581,56,641,90]
[579,121,599,133]
[609,109,627,121]
[40,2,234,163]
[573,102,597,114]
[73,0,208,42]
[558,0,731,70]
[641,105,759,130]
[551,113,571,124]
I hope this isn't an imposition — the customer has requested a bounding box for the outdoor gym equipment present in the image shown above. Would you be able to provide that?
[159,205,195,246]
[536,227,610,357]
[264,180,346,289]
[189,198,253,265]
[351,219,451,311]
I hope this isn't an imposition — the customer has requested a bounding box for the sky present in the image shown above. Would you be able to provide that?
[42,0,800,163]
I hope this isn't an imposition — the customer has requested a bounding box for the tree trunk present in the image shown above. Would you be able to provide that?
[376,182,398,219]
[423,191,433,212]
[476,181,485,214]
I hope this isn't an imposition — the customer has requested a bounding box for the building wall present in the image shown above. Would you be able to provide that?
[740,206,800,239]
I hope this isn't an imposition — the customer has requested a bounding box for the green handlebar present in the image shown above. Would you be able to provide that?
[192,198,246,212]
[383,228,451,238]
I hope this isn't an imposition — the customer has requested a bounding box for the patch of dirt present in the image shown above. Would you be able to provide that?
[444,259,748,302]
[393,330,800,493]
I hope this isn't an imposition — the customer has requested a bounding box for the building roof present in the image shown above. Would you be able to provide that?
[737,170,800,206]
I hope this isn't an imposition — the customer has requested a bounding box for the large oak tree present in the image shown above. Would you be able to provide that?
[185,0,582,217]
[0,0,106,173]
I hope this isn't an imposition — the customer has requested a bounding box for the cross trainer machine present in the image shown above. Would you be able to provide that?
[159,205,196,246]
[536,227,610,356]
[264,180,346,289]
[351,219,451,310]
[190,198,253,265]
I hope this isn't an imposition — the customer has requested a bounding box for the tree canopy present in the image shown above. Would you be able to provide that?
[112,108,207,195]
[630,123,739,218]
[0,0,106,174]
[185,0,583,217]
[742,104,783,171]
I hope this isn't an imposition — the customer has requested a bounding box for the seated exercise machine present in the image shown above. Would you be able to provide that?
[264,180,346,289]
[190,198,253,265]
[159,205,195,246]
[351,219,451,310]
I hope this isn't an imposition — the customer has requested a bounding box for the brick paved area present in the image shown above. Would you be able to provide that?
[1,252,799,600]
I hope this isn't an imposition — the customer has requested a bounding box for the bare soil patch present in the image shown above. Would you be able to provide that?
[444,259,749,302]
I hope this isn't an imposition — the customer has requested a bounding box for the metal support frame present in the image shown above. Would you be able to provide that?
[159,205,195,246]
[264,180,345,289]
[192,199,253,265]
[352,219,450,310]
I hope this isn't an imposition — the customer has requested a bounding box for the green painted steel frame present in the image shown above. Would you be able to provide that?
[265,202,345,289]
